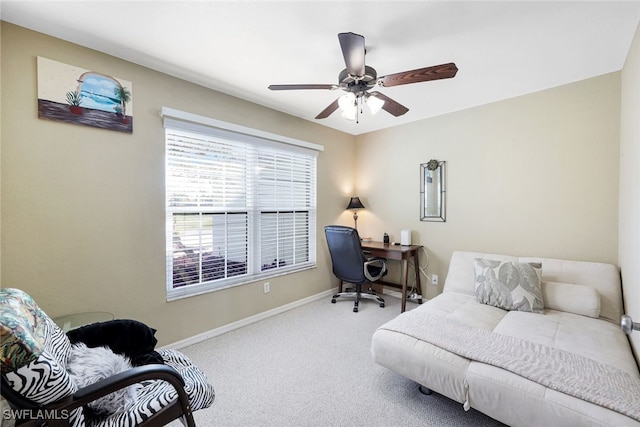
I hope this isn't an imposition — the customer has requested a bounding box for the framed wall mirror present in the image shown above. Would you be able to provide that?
[420,160,446,222]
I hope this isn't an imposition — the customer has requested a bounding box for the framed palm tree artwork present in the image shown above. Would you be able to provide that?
[37,56,133,133]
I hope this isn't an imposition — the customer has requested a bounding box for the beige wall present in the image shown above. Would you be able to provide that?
[355,73,621,300]
[2,22,637,355]
[0,23,354,345]
[620,21,640,360]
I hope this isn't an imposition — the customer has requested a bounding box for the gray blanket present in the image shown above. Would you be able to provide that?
[378,310,640,422]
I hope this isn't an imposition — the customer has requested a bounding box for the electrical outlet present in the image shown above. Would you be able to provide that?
[263,282,270,293]
[431,274,439,285]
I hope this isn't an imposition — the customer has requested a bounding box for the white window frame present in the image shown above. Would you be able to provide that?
[162,107,322,301]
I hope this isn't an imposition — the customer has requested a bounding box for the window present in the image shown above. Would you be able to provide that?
[163,108,322,300]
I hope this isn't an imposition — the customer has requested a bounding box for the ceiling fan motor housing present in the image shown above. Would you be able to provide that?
[339,66,378,98]
[339,65,377,85]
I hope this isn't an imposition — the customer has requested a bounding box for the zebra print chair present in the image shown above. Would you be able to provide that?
[0,288,215,426]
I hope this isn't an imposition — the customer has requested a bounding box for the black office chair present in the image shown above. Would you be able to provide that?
[324,225,387,312]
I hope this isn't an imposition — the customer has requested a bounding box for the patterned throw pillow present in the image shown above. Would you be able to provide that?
[473,259,544,313]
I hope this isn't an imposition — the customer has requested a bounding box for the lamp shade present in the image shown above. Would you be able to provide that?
[338,93,357,121]
[340,108,357,121]
[338,92,356,111]
[347,196,365,210]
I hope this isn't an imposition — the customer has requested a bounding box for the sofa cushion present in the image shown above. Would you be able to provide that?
[371,292,508,404]
[493,309,639,376]
[542,281,600,318]
[468,307,640,426]
[473,258,544,313]
[467,362,640,427]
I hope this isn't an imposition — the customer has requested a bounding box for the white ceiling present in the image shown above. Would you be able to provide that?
[2,1,640,135]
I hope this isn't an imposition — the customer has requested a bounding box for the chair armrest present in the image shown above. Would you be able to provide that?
[73,364,184,401]
[3,365,192,426]
[364,258,387,282]
[56,365,190,415]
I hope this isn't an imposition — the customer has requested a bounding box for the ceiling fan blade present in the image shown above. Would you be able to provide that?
[338,32,365,77]
[369,91,409,117]
[315,99,340,119]
[268,84,336,91]
[378,63,458,87]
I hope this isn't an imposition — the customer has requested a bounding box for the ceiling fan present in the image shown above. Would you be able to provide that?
[268,32,458,121]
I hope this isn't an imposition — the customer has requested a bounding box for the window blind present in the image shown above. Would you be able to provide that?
[163,108,321,300]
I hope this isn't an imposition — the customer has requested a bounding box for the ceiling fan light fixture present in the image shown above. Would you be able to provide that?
[366,94,385,115]
[338,92,357,120]
[340,107,357,121]
[338,92,356,111]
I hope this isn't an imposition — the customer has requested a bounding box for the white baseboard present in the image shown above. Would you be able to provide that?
[162,289,335,350]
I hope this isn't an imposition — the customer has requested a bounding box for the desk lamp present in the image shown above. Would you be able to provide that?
[347,197,365,230]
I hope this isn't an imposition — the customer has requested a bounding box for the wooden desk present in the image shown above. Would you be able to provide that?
[361,241,422,312]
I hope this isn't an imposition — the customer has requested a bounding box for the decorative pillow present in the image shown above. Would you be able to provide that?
[1,288,84,425]
[542,281,601,318]
[473,258,544,313]
[66,343,140,416]
[0,287,70,374]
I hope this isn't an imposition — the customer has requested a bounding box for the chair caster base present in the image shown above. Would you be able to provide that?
[418,385,433,395]
[330,289,385,312]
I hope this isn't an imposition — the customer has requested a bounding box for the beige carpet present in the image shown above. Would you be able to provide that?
[170,293,506,427]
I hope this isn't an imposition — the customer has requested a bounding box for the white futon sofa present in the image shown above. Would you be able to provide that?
[371,251,640,427]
